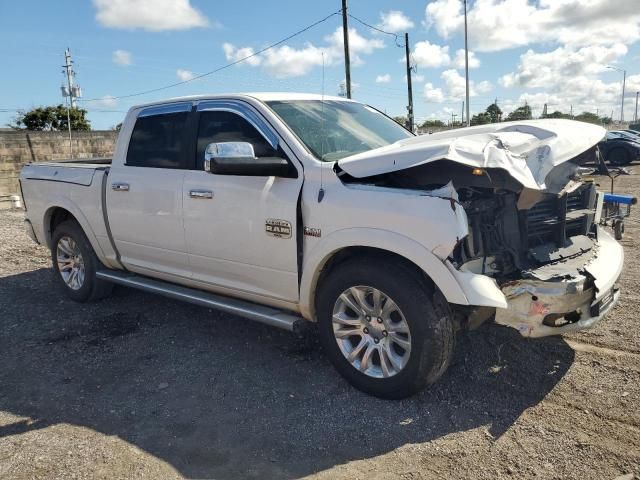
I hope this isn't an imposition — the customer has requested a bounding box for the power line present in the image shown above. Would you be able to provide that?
[80,10,342,103]
[347,13,405,47]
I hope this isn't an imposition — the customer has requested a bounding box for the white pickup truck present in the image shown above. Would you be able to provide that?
[19,93,623,398]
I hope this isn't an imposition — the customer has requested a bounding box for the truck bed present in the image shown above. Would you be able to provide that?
[21,160,111,186]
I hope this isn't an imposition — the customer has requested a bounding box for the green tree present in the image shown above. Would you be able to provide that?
[542,110,571,119]
[420,119,445,128]
[486,103,502,123]
[11,105,90,131]
[392,115,408,126]
[470,112,492,125]
[506,103,532,121]
[574,112,602,125]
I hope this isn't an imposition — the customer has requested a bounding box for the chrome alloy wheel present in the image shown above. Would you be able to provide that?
[332,286,412,378]
[56,236,85,291]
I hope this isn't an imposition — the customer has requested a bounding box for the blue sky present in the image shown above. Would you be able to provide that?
[1,0,639,130]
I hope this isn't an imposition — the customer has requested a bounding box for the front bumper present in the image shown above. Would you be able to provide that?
[495,226,623,338]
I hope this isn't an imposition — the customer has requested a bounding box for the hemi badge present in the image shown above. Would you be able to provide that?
[304,227,321,237]
[265,219,292,239]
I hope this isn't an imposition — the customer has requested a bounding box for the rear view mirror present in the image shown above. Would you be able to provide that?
[204,142,297,178]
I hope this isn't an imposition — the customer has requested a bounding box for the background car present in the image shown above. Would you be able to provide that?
[598,131,640,165]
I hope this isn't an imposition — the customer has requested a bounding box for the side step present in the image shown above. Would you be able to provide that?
[96,270,306,333]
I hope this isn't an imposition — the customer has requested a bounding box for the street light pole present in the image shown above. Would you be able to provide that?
[607,65,626,123]
[621,69,626,123]
[635,91,639,124]
[463,0,470,127]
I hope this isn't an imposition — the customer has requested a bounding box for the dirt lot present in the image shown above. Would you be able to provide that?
[1,168,639,480]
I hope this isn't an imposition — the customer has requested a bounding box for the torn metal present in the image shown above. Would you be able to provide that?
[335,119,623,338]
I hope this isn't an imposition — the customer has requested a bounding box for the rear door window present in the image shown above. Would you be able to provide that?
[126,112,190,169]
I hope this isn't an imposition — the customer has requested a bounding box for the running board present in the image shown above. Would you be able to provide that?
[96,270,305,333]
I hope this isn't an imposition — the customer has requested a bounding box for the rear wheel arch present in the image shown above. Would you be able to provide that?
[44,206,76,248]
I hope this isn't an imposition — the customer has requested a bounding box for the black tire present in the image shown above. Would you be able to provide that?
[614,219,624,240]
[51,220,113,302]
[607,147,631,166]
[316,257,455,399]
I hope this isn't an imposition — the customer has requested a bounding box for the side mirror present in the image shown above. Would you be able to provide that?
[204,142,296,178]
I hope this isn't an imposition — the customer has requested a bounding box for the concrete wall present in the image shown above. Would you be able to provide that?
[0,130,117,199]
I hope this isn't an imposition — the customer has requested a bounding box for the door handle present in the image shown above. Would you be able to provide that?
[189,189,213,199]
[111,182,129,191]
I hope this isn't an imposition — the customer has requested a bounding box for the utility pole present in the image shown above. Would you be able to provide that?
[341,0,351,99]
[635,91,639,123]
[61,48,77,159]
[621,70,626,123]
[463,0,470,126]
[461,100,465,125]
[570,104,573,118]
[404,32,414,132]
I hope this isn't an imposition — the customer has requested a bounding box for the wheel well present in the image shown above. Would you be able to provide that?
[46,207,76,247]
[312,246,434,318]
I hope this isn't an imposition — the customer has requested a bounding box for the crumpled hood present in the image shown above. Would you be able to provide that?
[338,119,606,192]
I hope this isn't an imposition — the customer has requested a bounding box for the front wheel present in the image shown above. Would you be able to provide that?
[608,147,631,166]
[51,220,113,302]
[316,258,455,399]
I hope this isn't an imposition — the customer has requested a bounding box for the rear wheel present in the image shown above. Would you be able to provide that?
[608,147,631,166]
[51,220,113,302]
[316,257,455,399]
[613,219,625,240]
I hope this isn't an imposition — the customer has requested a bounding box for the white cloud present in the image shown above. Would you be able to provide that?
[424,0,640,52]
[112,49,132,66]
[376,74,391,83]
[223,43,262,66]
[176,69,195,81]
[410,40,450,68]
[93,0,209,31]
[499,44,627,89]
[453,49,479,69]
[496,43,632,117]
[423,83,445,102]
[378,10,414,33]
[325,27,385,65]
[441,69,492,99]
[95,95,118,108]
[225,27,384,78]
[262,45,325,78]
[476,80,493,94]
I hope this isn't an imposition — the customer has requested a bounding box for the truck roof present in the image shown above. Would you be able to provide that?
[130,92,353,110]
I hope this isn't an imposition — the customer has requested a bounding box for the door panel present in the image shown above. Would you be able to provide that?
[106,104,192,279]
[107,167,188,278]
[183,105,302,302]
[183,172,300,301]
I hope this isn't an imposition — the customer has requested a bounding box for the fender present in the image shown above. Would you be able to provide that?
[42,196,110,267]
[299,227,473,320]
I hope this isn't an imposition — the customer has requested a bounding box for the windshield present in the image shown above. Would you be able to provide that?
[267,100,413,161]
[609,131,638,141]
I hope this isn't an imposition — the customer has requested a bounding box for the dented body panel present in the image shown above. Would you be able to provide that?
[495,227,622,337]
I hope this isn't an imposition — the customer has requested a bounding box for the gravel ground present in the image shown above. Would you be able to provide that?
[1,167,639,480]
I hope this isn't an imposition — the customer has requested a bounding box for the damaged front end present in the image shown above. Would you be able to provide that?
[337,120,624,337]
